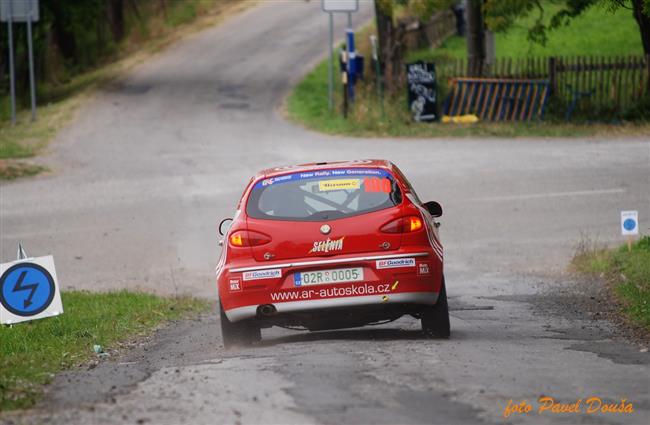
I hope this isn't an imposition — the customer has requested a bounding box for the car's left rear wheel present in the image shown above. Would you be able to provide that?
[219,301,261,349]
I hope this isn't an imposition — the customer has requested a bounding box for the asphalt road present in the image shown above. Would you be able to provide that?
[1,1,650,424]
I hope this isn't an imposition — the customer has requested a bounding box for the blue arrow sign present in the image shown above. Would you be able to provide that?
[0,262,55,317]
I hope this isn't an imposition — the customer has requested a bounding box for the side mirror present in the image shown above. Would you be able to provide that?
[218,218,233,236]
[423,201,442,218]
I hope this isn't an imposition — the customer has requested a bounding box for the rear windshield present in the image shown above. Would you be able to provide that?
[246,168,402,221]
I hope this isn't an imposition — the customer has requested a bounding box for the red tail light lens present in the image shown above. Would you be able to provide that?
[229,230,271,247]
[380,216,424,234]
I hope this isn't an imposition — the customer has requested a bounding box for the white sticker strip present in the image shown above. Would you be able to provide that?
[242,269,282,281]
[376,258,416,269]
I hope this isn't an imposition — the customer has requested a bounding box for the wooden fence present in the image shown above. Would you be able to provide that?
[436,55,650,118]
[401,10,457,52]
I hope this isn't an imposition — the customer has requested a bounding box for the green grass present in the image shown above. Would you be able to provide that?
[0,141,34,160]
[287,3,650,138]
[0,0,249,180]
[410,2,643,61]
[572,236,650,330]
[0,291,209,411]
[166,2,198,27]
[286,53,650,138]
[0,163,47,180]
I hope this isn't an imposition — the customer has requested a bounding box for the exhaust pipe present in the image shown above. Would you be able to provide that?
[258,304,277,317]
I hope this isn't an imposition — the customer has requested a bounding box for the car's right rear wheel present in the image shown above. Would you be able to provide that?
[220,301,261,348]
[421,276,450,339]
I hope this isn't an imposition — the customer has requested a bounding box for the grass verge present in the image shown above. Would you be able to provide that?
[0,162,47,181]
[287,3,650,138]
[286,56,650,138]
[571,236,650,332]
[0,0,254,180]
[0,290,210,411]
[409,2,643,61]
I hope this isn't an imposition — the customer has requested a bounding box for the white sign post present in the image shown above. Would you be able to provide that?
[620,210,639,252]
[0,254,63,325]
[1,0,40,123]
[322,0,359,12]
[321,0,359,111]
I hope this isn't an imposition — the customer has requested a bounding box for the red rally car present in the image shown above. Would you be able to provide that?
[216,160,449,347]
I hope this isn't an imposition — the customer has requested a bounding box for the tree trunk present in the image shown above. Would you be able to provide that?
[108,0,125,42]
[374,0,392,77]
[632,0,650,55]
[46,3,74,61]
[466,0,486,76]
[386,23,407,93]
[374,0,406,93]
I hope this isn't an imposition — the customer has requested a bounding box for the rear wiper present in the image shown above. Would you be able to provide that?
[308,210,346,220]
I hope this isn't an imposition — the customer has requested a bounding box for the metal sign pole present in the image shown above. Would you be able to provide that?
[26,0,36,121]
[17,243,28,260]
[328,12,334,111]
[7,1,16,125]
[321,0,358,114]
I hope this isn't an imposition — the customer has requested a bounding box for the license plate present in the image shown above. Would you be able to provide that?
[294,267,363,287]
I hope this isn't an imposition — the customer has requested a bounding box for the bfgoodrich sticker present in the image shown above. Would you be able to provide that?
[242,269,282,281]
[376,258,416,269]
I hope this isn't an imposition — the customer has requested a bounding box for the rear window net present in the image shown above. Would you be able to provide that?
[246,168,402,222]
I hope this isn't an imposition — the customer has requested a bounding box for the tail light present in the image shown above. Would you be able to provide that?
[229,230,271,247]
[380,216,424,234]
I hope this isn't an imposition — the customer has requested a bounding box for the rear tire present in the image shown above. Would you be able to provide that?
[220,301,261,348]
[421,277,450,339]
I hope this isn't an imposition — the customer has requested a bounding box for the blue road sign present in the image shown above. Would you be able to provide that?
[0,262,55,317]
[623,218,637,231]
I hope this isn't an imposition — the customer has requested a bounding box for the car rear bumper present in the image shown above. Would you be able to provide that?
[224,291,439,322]
[218,249,443,322]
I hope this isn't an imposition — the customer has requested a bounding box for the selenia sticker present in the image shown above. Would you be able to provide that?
[319,179,360,191]
[309,237,345,254]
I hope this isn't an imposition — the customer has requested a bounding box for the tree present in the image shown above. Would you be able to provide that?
[483,0,650,55]
[466,0,486,75]
[108,0,125,42]
[374,0,454,92]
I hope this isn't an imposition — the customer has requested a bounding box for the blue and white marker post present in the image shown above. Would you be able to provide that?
[0,244,63,325]
[621,210,639,252]
[321,0,359,111]
[346,29,356,103]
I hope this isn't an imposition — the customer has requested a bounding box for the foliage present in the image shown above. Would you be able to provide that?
[374,0,455,92]
[376,0,454,20]
[286,48,650,137]
[484,0,650,47]
[410,3,643,58]
[0,162,46,180]
[0,0,228,119]
[0,291,209,411]
[572,236,650,330]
